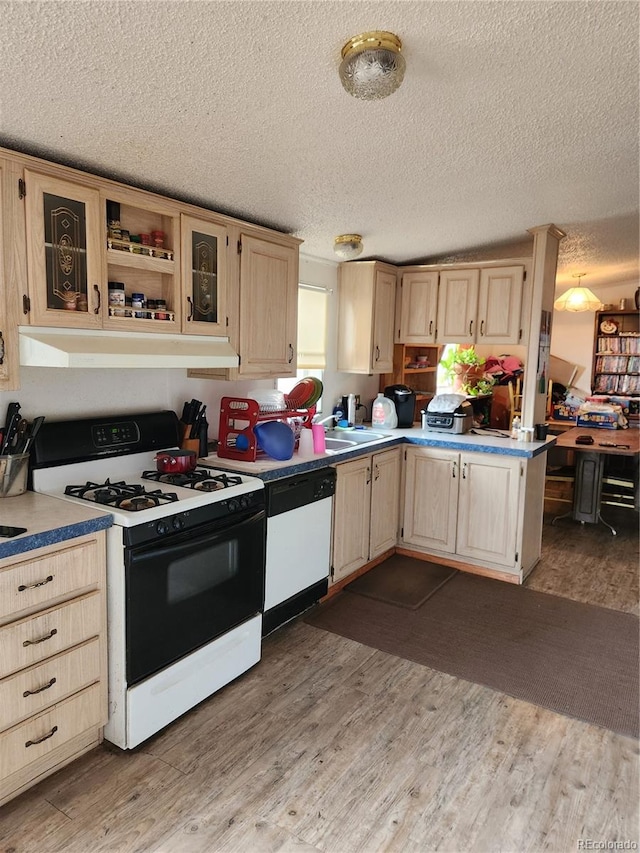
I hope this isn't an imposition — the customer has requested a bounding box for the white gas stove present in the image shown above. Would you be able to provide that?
[30,411,266,749]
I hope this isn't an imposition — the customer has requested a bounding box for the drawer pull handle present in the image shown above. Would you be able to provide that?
[23,628,57,647]
[18,575,54,592]
[23,677,57,698]
[25,725,58,748]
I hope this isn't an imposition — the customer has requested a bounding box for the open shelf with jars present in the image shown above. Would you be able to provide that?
[103,196,180,333]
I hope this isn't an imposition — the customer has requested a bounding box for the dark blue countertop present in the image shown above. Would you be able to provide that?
[201,427,557,482]
[0,491,113,560]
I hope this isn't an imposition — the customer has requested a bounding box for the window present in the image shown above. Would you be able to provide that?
[277,283,328,411]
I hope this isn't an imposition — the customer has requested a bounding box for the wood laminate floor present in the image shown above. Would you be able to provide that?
[1,511,638,853]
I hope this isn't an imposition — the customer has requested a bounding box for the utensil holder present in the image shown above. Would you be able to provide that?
[0,453,29,497]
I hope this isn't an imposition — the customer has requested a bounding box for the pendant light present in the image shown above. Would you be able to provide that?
[553,274,603,312]
[339,31,406,100]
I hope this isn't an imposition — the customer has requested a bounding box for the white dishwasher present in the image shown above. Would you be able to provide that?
[263,467,336,635]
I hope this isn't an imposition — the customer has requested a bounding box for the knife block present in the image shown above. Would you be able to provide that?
[179,421,201,456]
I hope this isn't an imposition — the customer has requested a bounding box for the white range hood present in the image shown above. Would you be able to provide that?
[19,326,239,369]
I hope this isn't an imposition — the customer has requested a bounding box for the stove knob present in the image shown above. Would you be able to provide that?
[227,498,240,513]
[156,520,170,535]
[240,495,251,509]
[172,516,185,531]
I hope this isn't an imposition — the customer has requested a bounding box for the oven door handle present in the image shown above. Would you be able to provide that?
[128,507,265,558]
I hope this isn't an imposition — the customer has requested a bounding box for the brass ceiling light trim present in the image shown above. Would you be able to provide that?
[334,234,364,260]
[339,31,406,100]
[553,273,603,312]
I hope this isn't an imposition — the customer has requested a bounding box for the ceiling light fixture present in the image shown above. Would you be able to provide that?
[339,31,406,100]
[334,234,363,260]
[553,274,603,312]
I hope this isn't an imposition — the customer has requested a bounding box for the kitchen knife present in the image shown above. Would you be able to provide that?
[0,402,20,455]
[1,410,22,456]
[20,416,45,456]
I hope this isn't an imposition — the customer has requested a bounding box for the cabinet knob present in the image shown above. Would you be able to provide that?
[429,320,433,336]
[480,320,485,336]
[469,320,473,337]
[93,284,101,314]
[288,343,294,363]
[452,461,457,478]
[187,296,194,320]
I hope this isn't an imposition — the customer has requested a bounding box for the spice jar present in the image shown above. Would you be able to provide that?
[131,292,145,318]
[140,233,151,246]
[155,299,168,320]
[151,230,165,247]
[108,281,126,312]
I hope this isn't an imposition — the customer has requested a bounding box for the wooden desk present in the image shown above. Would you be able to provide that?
[553,427,639,534]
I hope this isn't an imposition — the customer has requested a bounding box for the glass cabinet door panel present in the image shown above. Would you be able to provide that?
[181,215,227,336]
[25,170,103,328]
[43,192,88,310]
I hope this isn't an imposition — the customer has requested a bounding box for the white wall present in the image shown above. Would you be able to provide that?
[0,255,380,434]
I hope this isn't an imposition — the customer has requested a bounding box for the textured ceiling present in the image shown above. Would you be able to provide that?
[0,1,638,292]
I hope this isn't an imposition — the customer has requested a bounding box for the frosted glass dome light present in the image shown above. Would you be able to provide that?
[334,234,364,260]
[339,32,406,101]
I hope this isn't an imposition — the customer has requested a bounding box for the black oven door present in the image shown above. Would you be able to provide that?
[125,507,265,685]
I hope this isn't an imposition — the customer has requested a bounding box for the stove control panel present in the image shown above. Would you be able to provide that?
[92,421,140,448]
[126,488,266,548]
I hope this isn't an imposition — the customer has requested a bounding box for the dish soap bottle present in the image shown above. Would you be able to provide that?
[511,415,521,440]
[372,393,398,429]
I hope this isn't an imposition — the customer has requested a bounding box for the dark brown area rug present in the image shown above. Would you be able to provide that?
[345,555,457,609]
[306,571,640,738]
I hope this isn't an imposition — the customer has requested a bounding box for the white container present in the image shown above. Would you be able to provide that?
[298,428,314,456]
[371,393,398,429]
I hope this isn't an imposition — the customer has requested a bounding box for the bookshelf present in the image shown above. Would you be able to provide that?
[592,308,639,414]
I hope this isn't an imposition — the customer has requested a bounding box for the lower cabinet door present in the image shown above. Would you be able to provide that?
[331,456,371,583]
[456,453,521,567]
[369,447,401,558]
[403,447,458,553]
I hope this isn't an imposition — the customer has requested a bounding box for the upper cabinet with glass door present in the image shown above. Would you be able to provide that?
[24,170,103,328]
[180,215,227,336]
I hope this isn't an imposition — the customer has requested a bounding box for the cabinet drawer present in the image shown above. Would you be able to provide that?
[0,683,102,780]
[0,593,101,679]
[0,639,100,731]
[0,539,101,621]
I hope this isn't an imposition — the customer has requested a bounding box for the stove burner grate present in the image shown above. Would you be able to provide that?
[64,479,179,510]
[142,469,243,491]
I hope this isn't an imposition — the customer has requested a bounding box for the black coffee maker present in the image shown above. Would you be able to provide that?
[384,385,416,427]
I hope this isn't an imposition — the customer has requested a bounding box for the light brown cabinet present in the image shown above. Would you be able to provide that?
[180,214,228,337]
[237,232,299,378]
[401,446,522,573]
[396,263,525,347]
[24,170,104,329]
[188,227,302,381]
[0,532,107,806]
[0,157,23,391]
[337,261,396,374]
[331,447,401,584]
[4,146,301,383]
[396,269,439,344]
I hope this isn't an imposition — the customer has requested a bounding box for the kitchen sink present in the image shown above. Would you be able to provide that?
[324,429,389,443]
[323,429,390,454]
[324,437,358,452]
